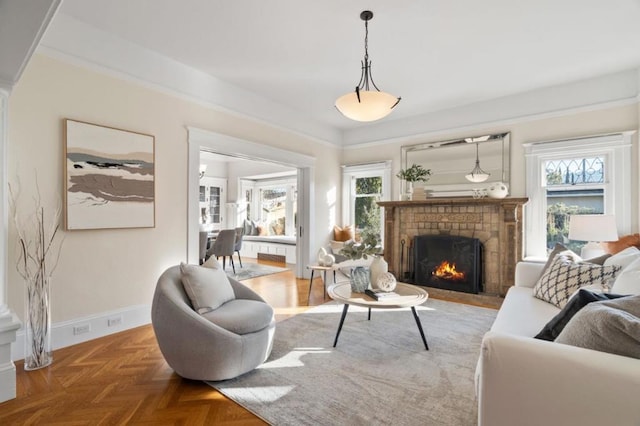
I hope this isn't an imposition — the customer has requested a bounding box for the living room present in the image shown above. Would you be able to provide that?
[1,1,640,424]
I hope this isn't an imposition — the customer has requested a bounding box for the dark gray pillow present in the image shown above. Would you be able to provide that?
[555,295,640,359]
[535,289,625,341]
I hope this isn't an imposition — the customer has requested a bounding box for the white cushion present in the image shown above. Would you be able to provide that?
[490,286,560,336]
[612,257,640,295]
[603,246,640,270]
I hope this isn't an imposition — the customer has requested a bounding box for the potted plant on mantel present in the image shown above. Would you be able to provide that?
[396,164,432,200]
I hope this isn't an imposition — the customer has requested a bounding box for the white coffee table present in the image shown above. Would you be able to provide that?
[327,282,430,350]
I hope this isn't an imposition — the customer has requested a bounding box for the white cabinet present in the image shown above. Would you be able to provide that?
[199,177,227,231]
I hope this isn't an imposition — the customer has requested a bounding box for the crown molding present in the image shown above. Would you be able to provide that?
[40,13,342,147]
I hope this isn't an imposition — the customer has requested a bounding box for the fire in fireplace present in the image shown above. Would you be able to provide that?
[413,235,482,294]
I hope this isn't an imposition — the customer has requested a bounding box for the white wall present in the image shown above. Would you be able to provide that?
[7,54,342,331]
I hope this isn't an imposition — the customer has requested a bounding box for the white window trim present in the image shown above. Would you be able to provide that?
[342,161,391,241]
[523,132,633,258]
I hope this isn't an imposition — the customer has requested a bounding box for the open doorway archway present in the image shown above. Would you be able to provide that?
[187,127,315,277]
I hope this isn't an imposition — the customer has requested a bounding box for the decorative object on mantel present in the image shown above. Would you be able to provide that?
[486,181,509,199]
[339,229,382,292]
[465,136,491,183]
[335,10,401,122]
[472,188,487,199]
[396,164,432,200]
[9,178,64,371]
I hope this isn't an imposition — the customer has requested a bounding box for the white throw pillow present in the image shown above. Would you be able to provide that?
[604,246,640,270]
[611,256,640,295]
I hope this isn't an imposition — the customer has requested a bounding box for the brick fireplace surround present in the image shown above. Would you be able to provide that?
[378,198,528,297]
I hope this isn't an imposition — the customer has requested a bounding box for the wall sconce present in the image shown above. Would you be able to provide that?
[568,214,618,258]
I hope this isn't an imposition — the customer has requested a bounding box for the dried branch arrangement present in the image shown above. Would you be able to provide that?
[9,177,64,369]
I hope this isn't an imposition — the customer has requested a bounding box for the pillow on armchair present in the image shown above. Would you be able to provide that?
[180,259,235,314]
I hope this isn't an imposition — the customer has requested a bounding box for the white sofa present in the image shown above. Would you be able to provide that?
[477,261,640,426]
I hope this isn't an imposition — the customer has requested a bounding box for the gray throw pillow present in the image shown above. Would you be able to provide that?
[555,295,640,359]
[180,262,235,314]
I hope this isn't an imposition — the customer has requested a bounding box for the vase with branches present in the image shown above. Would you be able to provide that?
[9,178,64,370]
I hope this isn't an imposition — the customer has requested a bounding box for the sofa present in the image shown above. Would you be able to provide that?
[476,260,640,426]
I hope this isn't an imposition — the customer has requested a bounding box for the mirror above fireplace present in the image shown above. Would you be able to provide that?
[400,132,510,197]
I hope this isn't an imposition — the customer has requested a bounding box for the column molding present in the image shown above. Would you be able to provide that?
[0,88,22,403]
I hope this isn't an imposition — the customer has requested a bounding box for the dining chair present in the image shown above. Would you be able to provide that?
[206,229,237,273]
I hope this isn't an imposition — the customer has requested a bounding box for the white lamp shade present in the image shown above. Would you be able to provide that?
[568,214,618,242]
[335,90,399,122]
[465,171,490,183]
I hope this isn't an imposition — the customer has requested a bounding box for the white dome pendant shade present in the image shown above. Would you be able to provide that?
[335,90,400,122]
[335,11,401,122]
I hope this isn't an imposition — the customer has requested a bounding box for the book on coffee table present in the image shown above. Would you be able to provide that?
[365,289,401,301]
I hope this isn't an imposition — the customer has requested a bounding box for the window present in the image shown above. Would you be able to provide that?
[241,176,297,236]
[342,161,391,242]
[524,133,632,258]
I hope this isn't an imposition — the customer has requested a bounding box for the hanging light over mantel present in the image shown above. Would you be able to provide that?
[464,136,491,183]
[335,10,401,122]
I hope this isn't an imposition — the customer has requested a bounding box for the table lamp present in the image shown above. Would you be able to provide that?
[568,214,618,258]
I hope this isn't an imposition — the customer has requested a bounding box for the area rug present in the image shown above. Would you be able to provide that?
[225,263,289,281]
[208,298,497,425]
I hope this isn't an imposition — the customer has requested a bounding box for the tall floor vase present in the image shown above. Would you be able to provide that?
[24,275,52,370]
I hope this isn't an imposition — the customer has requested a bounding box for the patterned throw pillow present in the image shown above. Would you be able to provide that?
[533,255,621,309]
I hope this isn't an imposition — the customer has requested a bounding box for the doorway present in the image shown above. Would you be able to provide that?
[187,127,315,277]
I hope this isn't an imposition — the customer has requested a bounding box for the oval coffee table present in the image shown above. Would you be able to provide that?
[327,282,430,350]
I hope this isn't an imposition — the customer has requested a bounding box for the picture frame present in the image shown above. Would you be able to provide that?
[64,119,155,230]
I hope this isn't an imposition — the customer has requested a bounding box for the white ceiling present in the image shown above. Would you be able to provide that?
[34,1,640,144]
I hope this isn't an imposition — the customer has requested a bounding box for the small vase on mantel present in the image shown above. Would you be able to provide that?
[369,256,388,289]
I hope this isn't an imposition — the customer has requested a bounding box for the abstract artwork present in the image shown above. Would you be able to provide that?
[64,119,155,230]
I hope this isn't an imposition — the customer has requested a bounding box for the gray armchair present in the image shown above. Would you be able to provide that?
[151,265,275,381]
[206,229,237,273]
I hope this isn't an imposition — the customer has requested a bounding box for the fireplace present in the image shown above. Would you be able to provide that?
[413,235,482,294]
[378,197,527,296]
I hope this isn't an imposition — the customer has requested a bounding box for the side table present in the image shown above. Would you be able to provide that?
[306,264,336,303]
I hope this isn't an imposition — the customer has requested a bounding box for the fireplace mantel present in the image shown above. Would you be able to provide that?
[378,197,528,296]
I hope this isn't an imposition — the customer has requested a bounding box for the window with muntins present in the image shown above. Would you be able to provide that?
[524,133,632,258]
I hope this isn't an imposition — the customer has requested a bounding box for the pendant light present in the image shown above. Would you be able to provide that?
[335,10,401,122]
[465,141,490,183]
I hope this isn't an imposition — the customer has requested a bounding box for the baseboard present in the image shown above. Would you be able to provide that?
[11,304,151,362]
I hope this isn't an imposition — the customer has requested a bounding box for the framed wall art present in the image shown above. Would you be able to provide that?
[64,119,155,230]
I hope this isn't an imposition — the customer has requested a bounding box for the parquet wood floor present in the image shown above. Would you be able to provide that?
[0,260,499,425]
[0,260,317,425]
